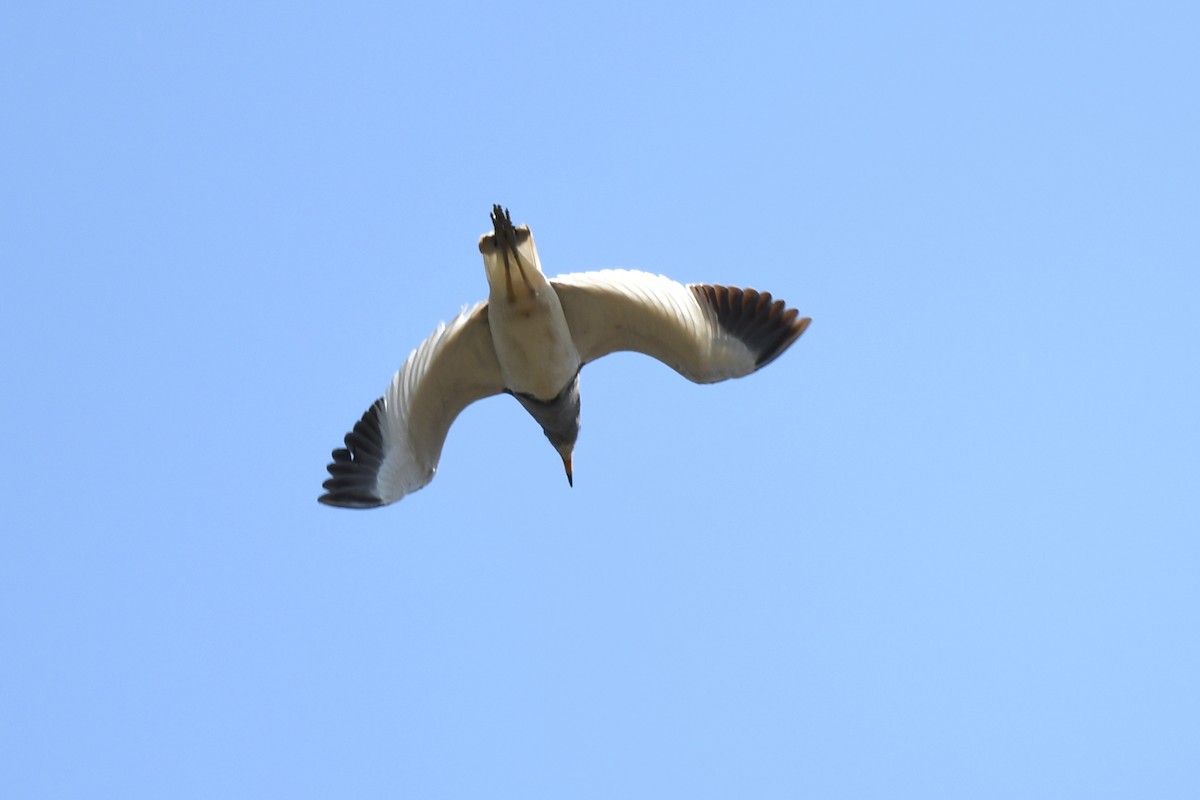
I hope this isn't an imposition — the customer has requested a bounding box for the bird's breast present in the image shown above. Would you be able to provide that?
[488,286,581,400]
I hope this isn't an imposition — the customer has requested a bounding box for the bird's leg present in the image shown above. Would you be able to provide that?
[491,204,532,301]
[493,205,517,302]
[509,244,531,296]
[501,244,515,303]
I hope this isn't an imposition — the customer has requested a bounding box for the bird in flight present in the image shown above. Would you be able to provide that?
[319,206,811,508]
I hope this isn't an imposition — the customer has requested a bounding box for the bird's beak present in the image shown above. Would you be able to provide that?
[559,449,574,487]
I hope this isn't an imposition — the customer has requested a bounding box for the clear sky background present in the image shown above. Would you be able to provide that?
[3,1,1198,797]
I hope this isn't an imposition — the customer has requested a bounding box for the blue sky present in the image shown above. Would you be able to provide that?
[3,1,1198,797]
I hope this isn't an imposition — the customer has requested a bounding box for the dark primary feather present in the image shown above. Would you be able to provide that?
[690,284,811,369]
[319,399,387,508]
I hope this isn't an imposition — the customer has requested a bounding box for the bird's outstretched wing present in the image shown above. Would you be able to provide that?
[319,303,505,508]
[551,270,810,384]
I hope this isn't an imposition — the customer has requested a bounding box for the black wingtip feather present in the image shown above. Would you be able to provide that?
[691,284,811,369]
[318,398,388,509]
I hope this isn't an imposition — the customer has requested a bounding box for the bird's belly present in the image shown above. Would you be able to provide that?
[490,294,581,400]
